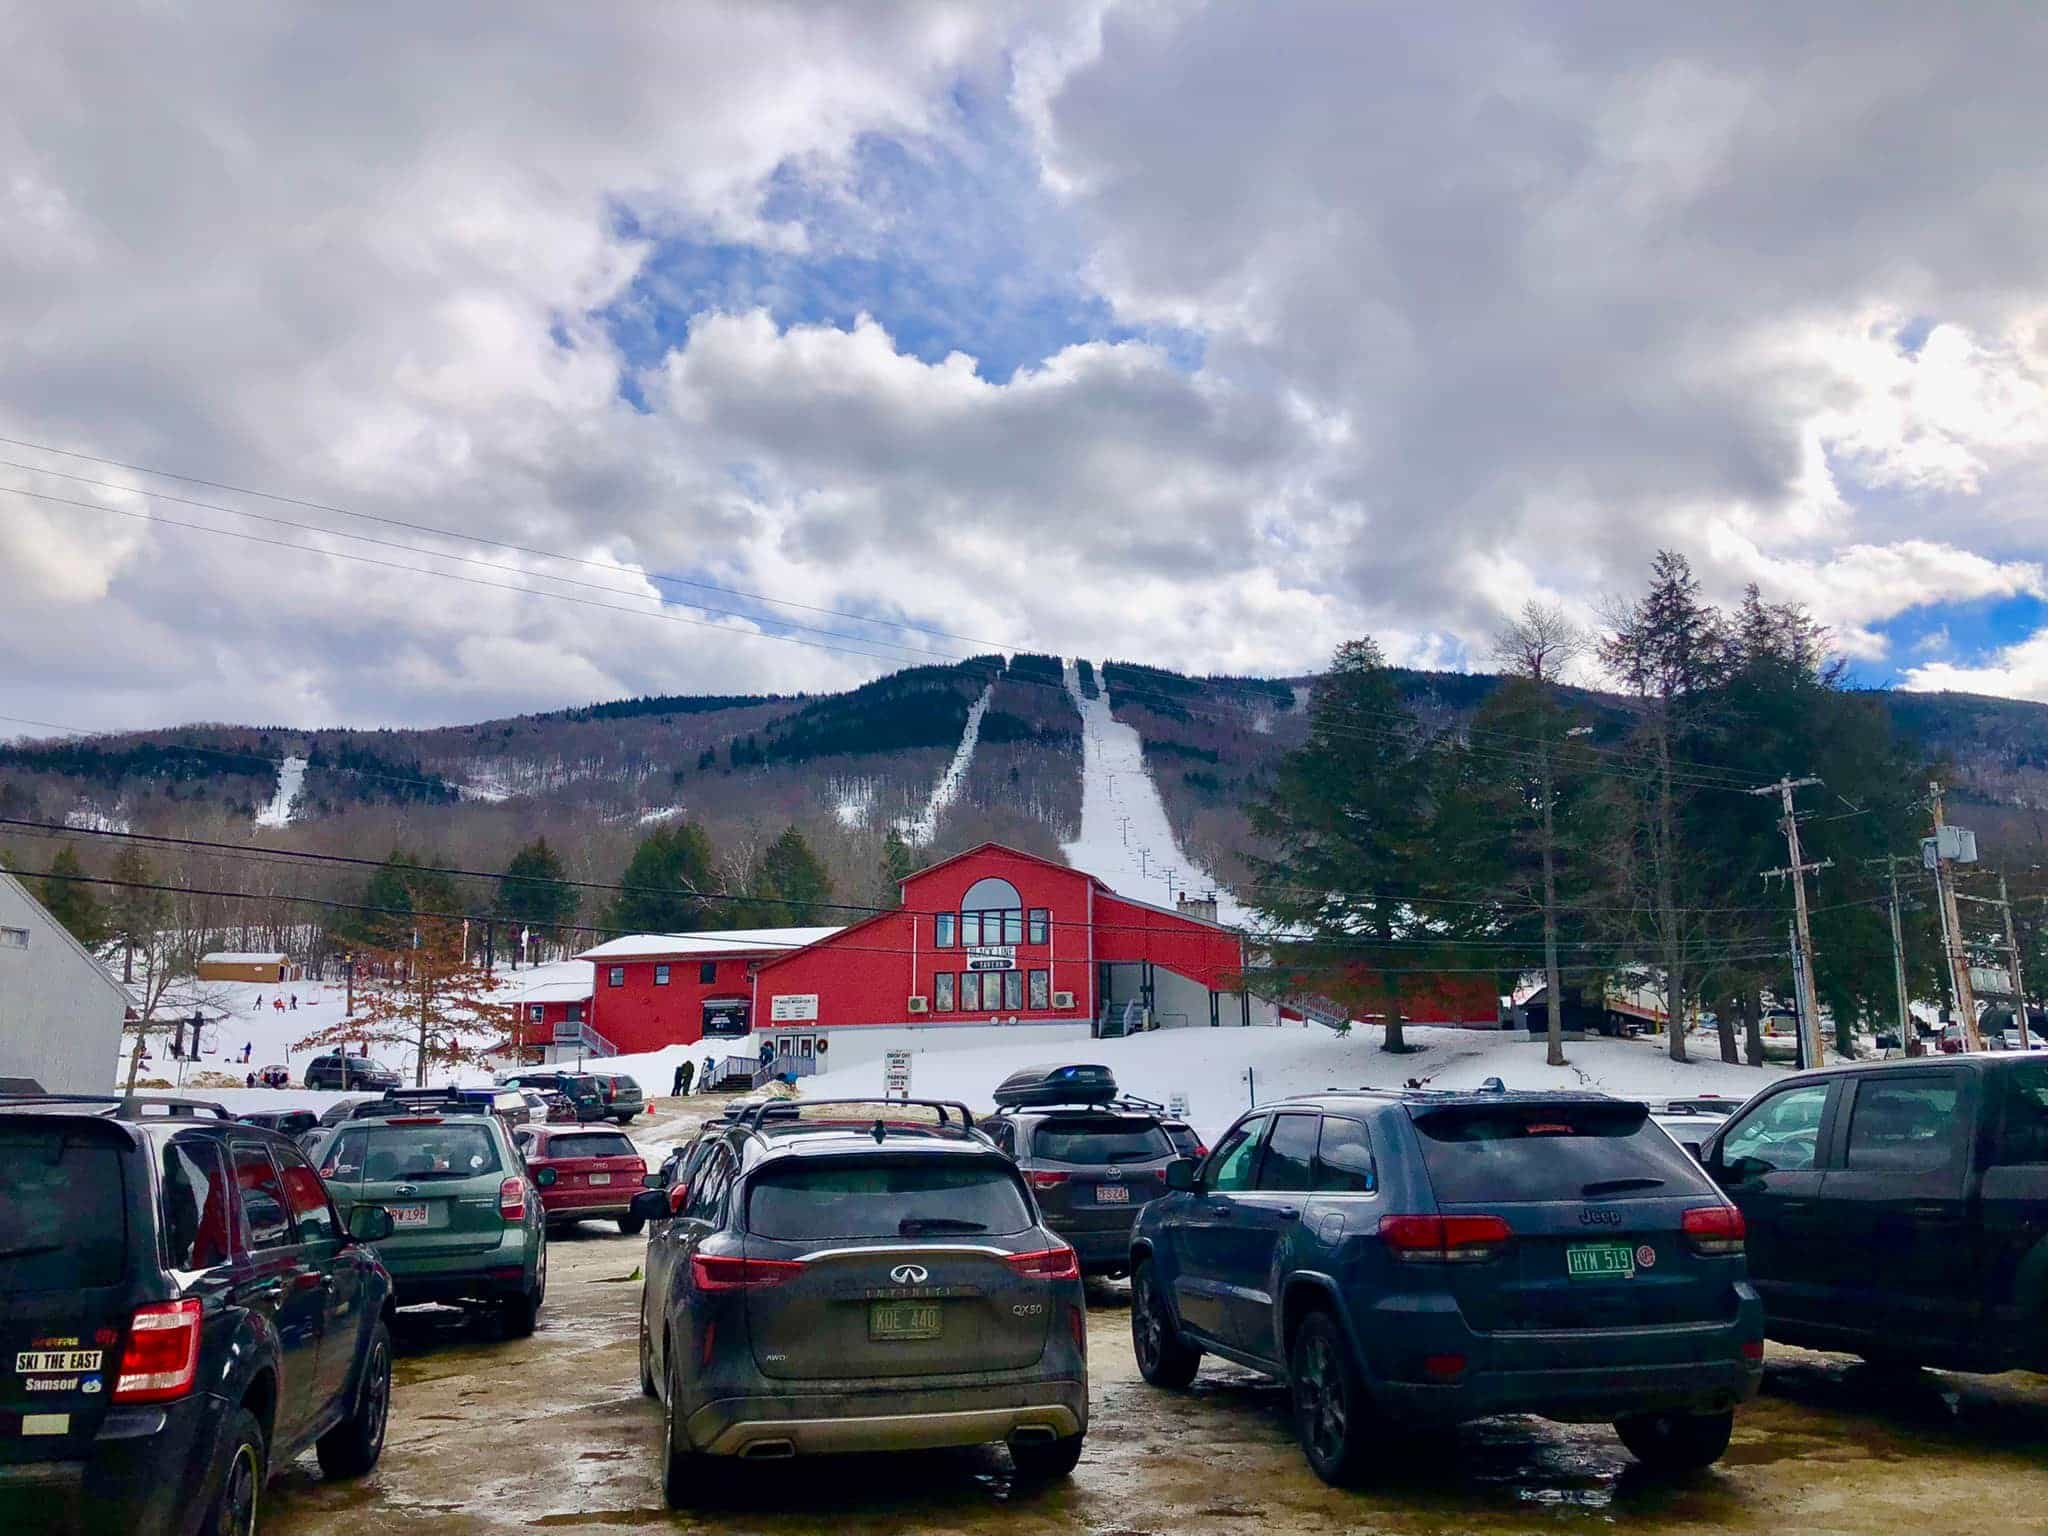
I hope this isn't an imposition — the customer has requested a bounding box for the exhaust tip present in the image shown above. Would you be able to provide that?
[1009,1424,1057,1444]
[739,1439,796,1460]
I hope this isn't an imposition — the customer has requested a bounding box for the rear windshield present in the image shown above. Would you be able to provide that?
[0,1127,127,1289]
[546,1132,637,1159]
[1031,1117,1171,1163]
[321,1123,503,1181]
[746,1158,1033,1240]
[1413,1102,1715,1203]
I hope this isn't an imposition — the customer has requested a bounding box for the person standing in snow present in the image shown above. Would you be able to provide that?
[243,1041,252,1063]
[290,993,298,1010]
[254,994,262,1010]
[700,1055,715,1093]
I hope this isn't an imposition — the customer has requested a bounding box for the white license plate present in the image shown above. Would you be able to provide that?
[1095,1184,1130,1204]
[389,1204,430,1228]
[587,1172,611,1185]
[15,1350,101,1373]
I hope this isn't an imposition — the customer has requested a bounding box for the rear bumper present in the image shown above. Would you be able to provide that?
[382,1230,536,1305]
[0,1397,224,1536]
[540,1191,632,1221]
[1059,1224,1139,1273]
[684,1378,1088,1458]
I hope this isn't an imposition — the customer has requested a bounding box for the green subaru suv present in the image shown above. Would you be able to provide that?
[310,1108,548,1335]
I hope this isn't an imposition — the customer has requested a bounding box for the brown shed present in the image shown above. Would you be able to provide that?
[196,951,292,984]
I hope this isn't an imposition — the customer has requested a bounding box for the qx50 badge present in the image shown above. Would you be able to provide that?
[890,1264,930,1285]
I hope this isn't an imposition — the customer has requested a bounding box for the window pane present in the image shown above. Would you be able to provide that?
[1256,1114,1318,1192]
[960,912,981,946]
[654,964,670,986]
[1206,1120,1266,1192]
[162,1140,232,1269]
[700,961,717,984]
[1416,1102,1716,1203]
[1031,1117,1171,1162]
[748,1158,1031,1240]
[276,1147,339,1245]
[1028,909,1048,945]
[934,913,956,948]
[1,1129,127,1290]
[608,967,624,987]
[934,972,955,1011]
[1994,1061,2048,1165]
[1003,911,1024,944]
[1845,1077,1960,1172]
[1721,1084,1831,1174]
[1315,1117,1376,1193]
[232,1142,293,1250]
[960,972,982,1010]
[1003,971,1024,1009]
[1028,969,1050,1009]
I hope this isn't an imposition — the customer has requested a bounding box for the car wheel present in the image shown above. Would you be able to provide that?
[316,1321,391,1478]
[1131,1259,1200,1389]
[1009,1431,1084,1483]
[203,1407,266,1536]
[638,1309,658,1399]
[1613,1409,1734,1474]
[661,1333,720,1508]
[619,1215,646,1237]
[1289,1309,1374,1487]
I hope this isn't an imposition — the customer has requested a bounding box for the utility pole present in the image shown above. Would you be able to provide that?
[1884,857,1916,1055]
[2000,873,2032,1052]
[1753,775,1830,1070]
[1928,782,1980,1050]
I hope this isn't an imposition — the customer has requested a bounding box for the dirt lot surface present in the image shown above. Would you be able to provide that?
[259,1213,2048,1536]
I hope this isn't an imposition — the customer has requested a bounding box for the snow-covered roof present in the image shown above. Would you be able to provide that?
[513,980,594,1004]
[199,951,288,965]
[578,927,843,961]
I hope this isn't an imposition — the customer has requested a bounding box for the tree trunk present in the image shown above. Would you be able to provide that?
[1540,743,1566,1068]
[1379,915,1407,1052]
[1715,993,1739,1064]
[416,974,430,1087]
[122,938,134,986]
[1655,707,1687,1063]
[1741,990,1764,1067]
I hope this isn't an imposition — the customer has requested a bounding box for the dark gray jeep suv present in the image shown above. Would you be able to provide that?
[631,1098,1089,1506]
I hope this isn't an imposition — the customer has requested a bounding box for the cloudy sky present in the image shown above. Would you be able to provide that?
[4,1,2046,734]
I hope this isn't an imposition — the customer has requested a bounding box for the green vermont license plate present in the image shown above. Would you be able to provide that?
[869,1301,943,1341]
[1566,1242,1636,1279]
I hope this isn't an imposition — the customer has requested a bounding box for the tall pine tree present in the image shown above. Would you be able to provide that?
[752,827,834,925]
[608,822,719,934]
[493,838,578,951]
[40,846,108,947]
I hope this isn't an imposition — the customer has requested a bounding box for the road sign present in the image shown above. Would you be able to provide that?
[1168,1091,1189,1120]
[884,1048,912,1100]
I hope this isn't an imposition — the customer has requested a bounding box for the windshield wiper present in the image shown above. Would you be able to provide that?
[1581,1176,1666,1196]
[898,1216,989,1235]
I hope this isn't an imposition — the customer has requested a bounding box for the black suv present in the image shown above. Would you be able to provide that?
[303,1053,401,1092]
[1701,1054,2048,1373]
[498,1071,608,1124]
[632,1098,1088,1506]
[0,1094,397,1535]
[983,1096,1177,1278]
[1131,1090,1763,1485]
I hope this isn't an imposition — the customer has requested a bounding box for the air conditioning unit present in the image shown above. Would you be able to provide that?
[1051,991,1076,1009]
[906,996,929,1014]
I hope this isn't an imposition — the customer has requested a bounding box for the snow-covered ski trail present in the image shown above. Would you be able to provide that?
[1059,660,1250,924]
[896,684,993,846]
[254,755,306,829]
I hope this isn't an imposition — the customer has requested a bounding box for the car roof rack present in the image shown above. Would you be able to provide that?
[736,1096,978,1138]
[993,1093,1166,1118]
[346,1087,497,1119]
[0,1093,232,1121]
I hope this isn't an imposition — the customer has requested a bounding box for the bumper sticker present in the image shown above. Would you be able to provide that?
[21,1414,70,1436]
[16,1350,103,1373]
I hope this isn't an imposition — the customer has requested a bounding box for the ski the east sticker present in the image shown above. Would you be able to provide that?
[16,1350,103,1373]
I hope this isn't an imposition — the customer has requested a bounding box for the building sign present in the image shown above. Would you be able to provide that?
[966,945,1016,973]
[770,994,819,1022]
[702,997,750,1038]
[884,1048,912,1100]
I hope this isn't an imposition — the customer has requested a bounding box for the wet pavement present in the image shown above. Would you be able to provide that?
[262,1105,2048,1534]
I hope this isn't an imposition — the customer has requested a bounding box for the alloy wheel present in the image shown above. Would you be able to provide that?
[1296,1331,1347,1465]
[217,1442,259,1536]
[365,1340,391,1457]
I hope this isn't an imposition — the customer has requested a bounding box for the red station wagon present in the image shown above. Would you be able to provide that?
[512,1125,650,1234]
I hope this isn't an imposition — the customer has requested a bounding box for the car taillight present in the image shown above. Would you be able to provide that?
[499,1176,526,1222]
[1069,1304,1086,1353]
[113,1299,203,1403]
[1027,1171,1070,1190]
[1682,1205,1745,1256]
[1377,1213,1512,1263]
[691,1254,804,1291]
[1005,1245,1081,1280]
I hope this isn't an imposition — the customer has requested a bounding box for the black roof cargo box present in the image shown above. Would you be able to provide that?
[992,1063,1117,1108]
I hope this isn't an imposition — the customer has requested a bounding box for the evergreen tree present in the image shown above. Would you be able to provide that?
[752,827,834,925]
[1248,639,1456,1052]
[878,830,920,906]
[608,823,719,934]
[39,846,107,947]
[337,850,461,950]
[109,844,169,984]
[493,838,578,945]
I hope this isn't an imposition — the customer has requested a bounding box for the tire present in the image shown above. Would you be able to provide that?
[501,1240,545,1339]
[619,1215,645,1237]
[316,1322,391,1479]
[661,1334,721,1509]
[1613,1409,1734,1474]
[638,1308,658,1399]
[202,1407,266,1536]
[1131,1259,1200,1389]
[1288,1308,1374,1488]
[1010,1432,1084,1482]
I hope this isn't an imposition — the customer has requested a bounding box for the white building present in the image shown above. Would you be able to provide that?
[0,871,130,1093]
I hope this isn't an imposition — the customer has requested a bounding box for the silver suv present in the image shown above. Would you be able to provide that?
[631,1098,1088,1506]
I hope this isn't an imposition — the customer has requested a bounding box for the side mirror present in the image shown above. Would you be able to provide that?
[642,1170,665,1189]
[348,1204,396,1243]
[628,1189,669,1224]
[1164,1158,1200,1192]
[531,1165,558,1188]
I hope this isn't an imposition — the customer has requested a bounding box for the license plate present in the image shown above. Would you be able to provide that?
[1566,1242,1636,1279]
[587,1172,611,1185]
[869,1302,943,1341]
[389,1204,430,1228]
[15,1350,100,1373]
[1095,1184,1130,1204]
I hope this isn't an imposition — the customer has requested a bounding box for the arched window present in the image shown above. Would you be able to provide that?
[960,877,1023,946]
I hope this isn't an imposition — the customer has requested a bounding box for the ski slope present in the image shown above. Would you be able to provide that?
[1060,660,1251,923]
[896,682,993,846]
[253,755,306,828]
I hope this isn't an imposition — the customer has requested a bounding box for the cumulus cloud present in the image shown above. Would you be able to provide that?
[1904,629,2048,704]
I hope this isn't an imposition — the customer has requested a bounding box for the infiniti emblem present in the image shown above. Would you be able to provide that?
[890,1264,929,1285]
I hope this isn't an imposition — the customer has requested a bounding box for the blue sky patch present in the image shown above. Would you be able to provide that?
[1858,590,2047,686]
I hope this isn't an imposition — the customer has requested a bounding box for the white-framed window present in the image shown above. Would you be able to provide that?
[654,964,671,986]
[608,966,625,988]
[0,926,27,950]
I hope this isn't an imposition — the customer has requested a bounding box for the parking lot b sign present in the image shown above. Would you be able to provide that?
[884,1048,912,1100]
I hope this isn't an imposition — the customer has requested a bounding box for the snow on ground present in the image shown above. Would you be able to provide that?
[636,804,687,826]
[65,802,131,833]
[896,683,993,846]
[253,755,307,829]
[812,1023,1789,1143]
[1061,659,1251,924]
[831,775,875,829]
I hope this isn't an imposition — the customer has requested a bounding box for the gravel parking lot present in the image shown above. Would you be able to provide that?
[257,1222,2048,1536]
